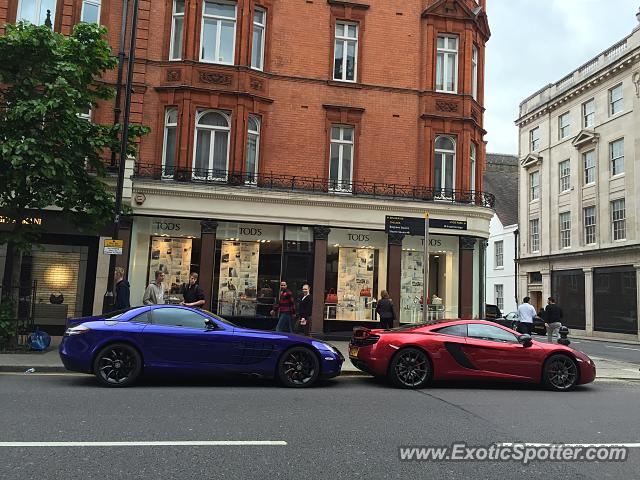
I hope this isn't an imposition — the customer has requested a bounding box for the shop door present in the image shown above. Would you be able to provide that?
[282,253,314,300]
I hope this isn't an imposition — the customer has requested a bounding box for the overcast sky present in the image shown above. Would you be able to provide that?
[484,0,639,155]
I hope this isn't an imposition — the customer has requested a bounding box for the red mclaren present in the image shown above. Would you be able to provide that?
[349,320,596,391]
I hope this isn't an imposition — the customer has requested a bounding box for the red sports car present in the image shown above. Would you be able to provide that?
[348,320,596,391]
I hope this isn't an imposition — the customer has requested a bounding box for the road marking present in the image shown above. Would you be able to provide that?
[499,443,640,448]
[606,345,640,352]
[0,441,287,447]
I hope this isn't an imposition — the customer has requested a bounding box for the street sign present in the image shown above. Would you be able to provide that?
[385,216,467,235]
[103,239,124,255]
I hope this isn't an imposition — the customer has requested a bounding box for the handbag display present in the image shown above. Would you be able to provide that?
[325,289,338,304]
[359,287,371,297]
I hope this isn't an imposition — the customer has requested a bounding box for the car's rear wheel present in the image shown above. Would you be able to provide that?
[389,347,432,389]
[543,354,578,391]
[93,343,142,388]
[277,346,320,388]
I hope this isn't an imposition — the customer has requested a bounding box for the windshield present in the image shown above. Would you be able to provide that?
[199,310,239,328]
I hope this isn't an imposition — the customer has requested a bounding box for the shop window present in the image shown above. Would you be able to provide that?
[17,0,56,26]
[593,266,637,334]
[551,270,585,330]
[193,110,231,180]
[169,0,185,60]
[81,0,101,23]
[251,7,266,70]
[148,236,201,298]
[329,125,354,192]
[436,35,458,93]
[434,136,455,198]
[245,115,260,184]
[333,21,358,82]
[200,1,237,64]
[162,108,178,177]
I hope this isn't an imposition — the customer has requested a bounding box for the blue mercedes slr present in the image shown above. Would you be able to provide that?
[59,305,344,388]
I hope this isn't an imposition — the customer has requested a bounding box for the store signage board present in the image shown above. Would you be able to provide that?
[104,239,124,255]
[385,216,467,235]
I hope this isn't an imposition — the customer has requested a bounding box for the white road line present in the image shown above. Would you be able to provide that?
[0,441,287,447]
[498,443,640,448]
[606,345,640,352]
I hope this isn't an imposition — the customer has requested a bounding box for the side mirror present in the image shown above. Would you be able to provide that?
[204,319,217,330]
[518,334,533,347]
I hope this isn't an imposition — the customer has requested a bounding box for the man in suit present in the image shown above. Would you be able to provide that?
[297,283,313,336]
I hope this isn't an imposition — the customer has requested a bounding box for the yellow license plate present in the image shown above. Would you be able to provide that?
[349,346,359,358]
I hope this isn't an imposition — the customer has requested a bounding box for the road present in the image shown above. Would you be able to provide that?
[531,334,640,365]
[1,373,639,480]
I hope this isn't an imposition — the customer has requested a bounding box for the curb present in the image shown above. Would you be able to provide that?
[0,366,68,373]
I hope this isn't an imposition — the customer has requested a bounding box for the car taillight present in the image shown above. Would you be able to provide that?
[352,328,380,346]
[64,325,90,336]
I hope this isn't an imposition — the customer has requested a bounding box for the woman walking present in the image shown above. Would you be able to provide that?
[376,290,395,330]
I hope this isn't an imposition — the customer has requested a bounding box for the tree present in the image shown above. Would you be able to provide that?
[0,22,148,292]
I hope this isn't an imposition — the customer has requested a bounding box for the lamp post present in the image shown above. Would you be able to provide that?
[102,0,140,313]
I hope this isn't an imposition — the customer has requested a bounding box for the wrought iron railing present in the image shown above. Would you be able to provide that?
[133,163,496,208]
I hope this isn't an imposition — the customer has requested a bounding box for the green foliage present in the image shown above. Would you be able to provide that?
[0,298,18,340]
[0,22,149,249]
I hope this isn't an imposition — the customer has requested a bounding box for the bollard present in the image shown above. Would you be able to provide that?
[557,326,570,346]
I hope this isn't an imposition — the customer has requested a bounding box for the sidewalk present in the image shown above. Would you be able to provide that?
[1,339,639,380]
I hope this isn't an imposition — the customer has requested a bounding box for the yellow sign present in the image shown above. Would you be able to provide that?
[424,212,430,219]
[103,239,124,255]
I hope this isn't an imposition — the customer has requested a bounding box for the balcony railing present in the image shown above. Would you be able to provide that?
[133,163,496,209]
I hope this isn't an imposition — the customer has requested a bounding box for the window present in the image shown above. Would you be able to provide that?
[245,115,260,184]
[251,7,266,70]
[81,0,101,23]
[17,0,56,25]
[494,285,504,311]
[582,99,595,128]
[494,240,503,268]
[610,138,624,176]
[333,22,358,82]
[558,112,570,139]
[530,126,540,151]
[169,0,185,60]
[434,324,467,337]
[583,149,595,185]
[609,83,623,115]
[584,206,596,245]
[162,108,178,177]
[436,35,458,93]
[611,199,625,241]
[559,159,570,192]
[529,271,542,283]
[201,1,237,64]
[471,44,478,100]
[151,308,208,329]
[193,110,231,180]
[434,136,456,196]
[130,311,150,324]
[329,125,354,192]
[529,171,540,201]
[468,323,518,343]
[559,211,571,248]
[530,219,540,253]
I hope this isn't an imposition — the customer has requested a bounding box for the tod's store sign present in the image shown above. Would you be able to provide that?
[217,222,283,241]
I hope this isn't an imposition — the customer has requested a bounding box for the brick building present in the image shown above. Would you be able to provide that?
[1,0,494,333]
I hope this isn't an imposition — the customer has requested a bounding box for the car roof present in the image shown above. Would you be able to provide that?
[418,319,511,330]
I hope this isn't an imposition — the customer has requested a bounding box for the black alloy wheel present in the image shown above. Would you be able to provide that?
[93,343,142,387]
[278,347,320,388]
[543,354,578,391]
[389,347,432,389]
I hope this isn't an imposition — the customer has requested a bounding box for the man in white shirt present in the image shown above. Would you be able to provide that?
[517,296,537,335]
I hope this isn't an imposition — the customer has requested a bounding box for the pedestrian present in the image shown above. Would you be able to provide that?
[114,266,131,310]
[271,281,295,333]
[544,297,563,343]
[143,270,165,305]
[516,296,536,335]
[180,272,205,308]
[376,290,395,330]
[296,283,312,335]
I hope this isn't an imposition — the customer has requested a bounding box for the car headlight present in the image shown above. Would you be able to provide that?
[64,325,91,336]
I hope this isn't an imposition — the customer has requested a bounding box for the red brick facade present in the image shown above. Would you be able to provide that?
[2,0,490,192]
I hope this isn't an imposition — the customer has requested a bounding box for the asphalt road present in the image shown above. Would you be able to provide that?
[1,373,639,480]
[531,334,640,365]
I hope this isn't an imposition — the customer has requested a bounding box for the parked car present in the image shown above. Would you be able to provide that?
[349,319,595,391]
[60,305,344,388]
[502,311,547,335]
[485,304,502,321]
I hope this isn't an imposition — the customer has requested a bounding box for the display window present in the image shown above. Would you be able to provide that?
[401,235,459,322]
[325,229,387,321]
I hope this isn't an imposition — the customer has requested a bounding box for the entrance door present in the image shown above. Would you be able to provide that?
[529,291,543,313]
[282,253,314,300]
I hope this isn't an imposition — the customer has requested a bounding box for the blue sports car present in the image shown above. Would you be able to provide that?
[59,305,344,388]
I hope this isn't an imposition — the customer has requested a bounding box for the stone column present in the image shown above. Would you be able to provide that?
[541,269,551,303]
[478,238,487,319]
[387,233,404,327]
[311,226,330,334]
[115,216,134,274]
[635,265,640,340]
[199,220,218,310]
[458,236,476,319]
[583,267,594,336]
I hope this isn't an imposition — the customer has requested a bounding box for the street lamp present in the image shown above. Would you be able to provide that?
[102,0,140,313]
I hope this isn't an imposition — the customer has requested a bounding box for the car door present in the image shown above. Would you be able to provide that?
[142,307,232,367]
[463,323,539,380]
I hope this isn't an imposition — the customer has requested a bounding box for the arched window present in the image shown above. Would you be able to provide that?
[434,135,456,197]
[162,108,178,177]
[245,115,260,183]
[193,110,231,180]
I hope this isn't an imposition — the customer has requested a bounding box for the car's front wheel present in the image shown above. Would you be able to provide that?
[277,347,320,388]
[388,347,432,389]
[93,343,142,387]
[543,354,578,391]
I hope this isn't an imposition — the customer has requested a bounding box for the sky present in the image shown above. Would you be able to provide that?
[484,0,639,155]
